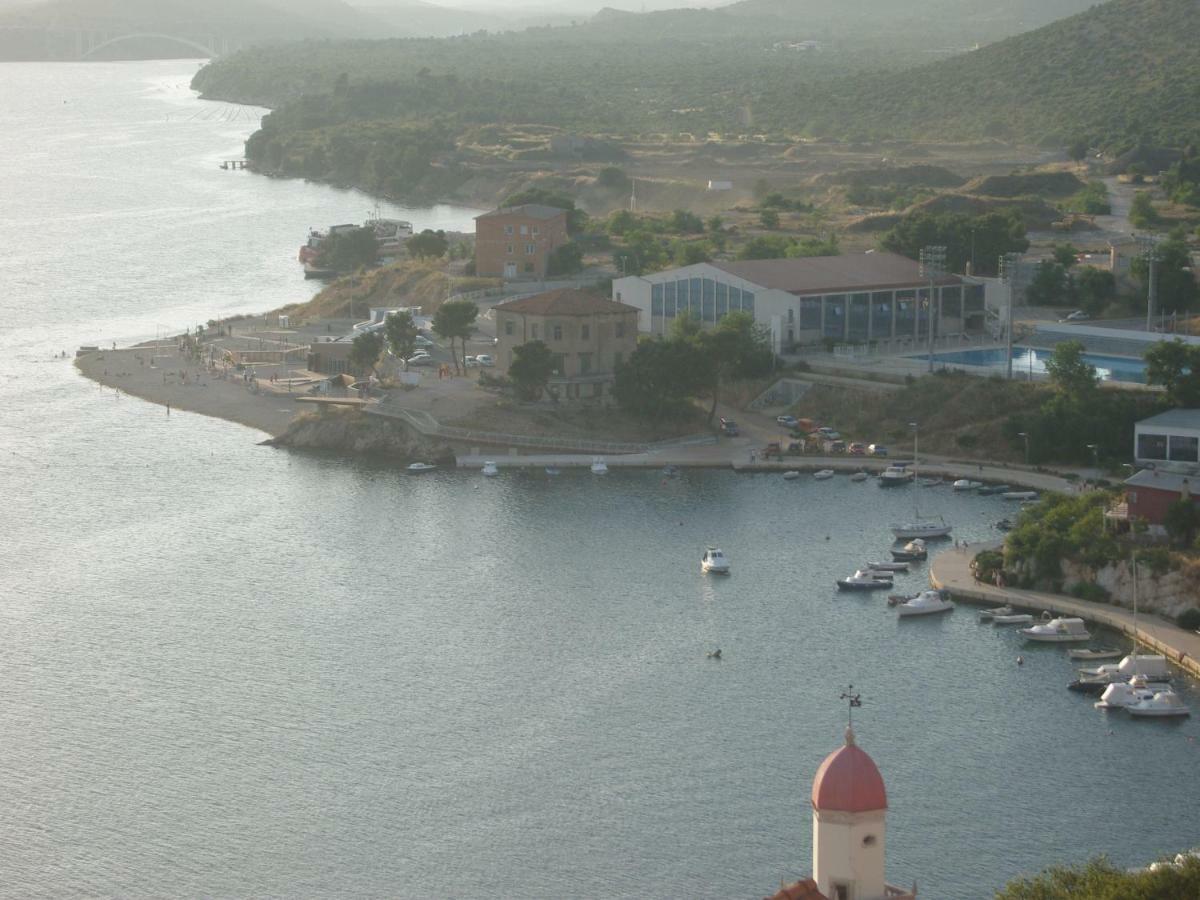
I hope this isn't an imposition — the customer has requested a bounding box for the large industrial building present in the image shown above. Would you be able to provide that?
[612,252,991,352]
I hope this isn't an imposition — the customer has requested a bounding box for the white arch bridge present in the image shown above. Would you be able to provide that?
[0,25,252,60]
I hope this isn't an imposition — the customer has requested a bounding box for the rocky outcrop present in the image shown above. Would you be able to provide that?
[264,409,454,463]
[1062,559,1200,621]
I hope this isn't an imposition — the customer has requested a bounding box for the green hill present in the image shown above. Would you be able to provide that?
[776,0,1200,149]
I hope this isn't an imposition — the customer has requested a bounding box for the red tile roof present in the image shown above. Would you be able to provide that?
[766,878,828,900]
[495,289,640,317]
[811,732,888,813]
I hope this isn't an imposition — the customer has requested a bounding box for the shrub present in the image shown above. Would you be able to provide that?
[1135,547,1172,575]
[1177,608,1200,631]
[955,433,978,450]
[972,549,1004,583]
[1068,581,1110,603]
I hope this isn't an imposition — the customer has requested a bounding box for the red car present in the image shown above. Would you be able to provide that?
[848,442,867,455]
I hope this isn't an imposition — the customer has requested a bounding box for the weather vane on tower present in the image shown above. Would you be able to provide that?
[840,685,863,729]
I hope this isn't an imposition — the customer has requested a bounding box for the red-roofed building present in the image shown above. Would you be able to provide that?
[493,289,639,401]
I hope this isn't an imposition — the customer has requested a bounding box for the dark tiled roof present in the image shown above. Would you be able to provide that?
[710,252,960,294]
[475,204,568,221]
[765,878,828,900]
[495,289,640,317]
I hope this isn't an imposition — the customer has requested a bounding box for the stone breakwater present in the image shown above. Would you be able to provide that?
[264,408,454,463]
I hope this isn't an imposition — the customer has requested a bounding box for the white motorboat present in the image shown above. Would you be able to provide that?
[1002,491,1038,501]
[953,479,983,491]
[1127,690,1191,718]
[545,466,561,476]
[406,462,437,473]
[979,604,1014,620]
[890,538,927,562]
[481,460,499,477]
[701,547,730,574]
[896,589,954,617]
[837,569,893,591]
[783,470,801,481]
[1068,646,1125,661]
[991,613,1034,626]
[1020,616,1091,642]
[591,457,609,475]
[1094,676,1171,710]
[850,471,869,482]
[814,469,835,480]
[1077,655,1172,681]
[878,465,914,487]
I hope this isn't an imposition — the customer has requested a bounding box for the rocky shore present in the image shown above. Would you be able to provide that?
[264,407,453,462]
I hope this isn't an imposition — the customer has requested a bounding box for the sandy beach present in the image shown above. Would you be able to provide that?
[75,344,301,438]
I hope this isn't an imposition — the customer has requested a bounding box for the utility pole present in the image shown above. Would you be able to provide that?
[919,246,946,373]
[1137,234,1161,333]
[999,252,1023,380]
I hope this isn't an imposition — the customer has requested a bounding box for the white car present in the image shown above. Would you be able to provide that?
[464,355,479,367]
[475,354,495,367]
[414,335,434,348]
[1061,310,1090,322]
[776,415,798,428]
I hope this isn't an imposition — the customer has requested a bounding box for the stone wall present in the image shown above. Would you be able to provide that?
[1062,559,1200,621]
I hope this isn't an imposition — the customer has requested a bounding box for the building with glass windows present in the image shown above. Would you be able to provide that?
[611,253,988,352]
[1134,409,1200,468]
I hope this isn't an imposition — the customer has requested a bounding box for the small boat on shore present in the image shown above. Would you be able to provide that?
[1068,646,1125,661]
[701,547,730,575]
[481,461,499,477]
[1127,690,1191,718]
[837,569,893,591]
[953,479,983,491]
[992,613,1034,626]
[1021,616,1091,643]
[406,462,437,473]
[896,589,954,617]
[814,469,835,480]
[890,538,928,562]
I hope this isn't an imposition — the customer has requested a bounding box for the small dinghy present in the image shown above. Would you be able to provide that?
[591,457,609,475]
[481,460,499,477]
[850,470,869,482]
[406,462,437,473]
[979,605,1014,620]
[978,484,1011,496]
[991,613,1034,626]
[866,561,908,573]
[782,471,801,481]
[953,479,982,491]
[1068,646,1125,661]
[890,538,928,562]
[814,469,835,480]
[1002,491,1038,501]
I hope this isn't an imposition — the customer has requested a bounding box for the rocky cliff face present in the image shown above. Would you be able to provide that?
[1062,559,1200,621]
[265,410,454,463]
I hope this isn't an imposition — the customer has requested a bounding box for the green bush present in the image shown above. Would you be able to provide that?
[1177,608,1200,631]
[1068,581,1110,603]
[1135,547,1172,575]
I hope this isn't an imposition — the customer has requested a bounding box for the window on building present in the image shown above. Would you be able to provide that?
[652,283,664,317]
[664,281,676,318]
[941,285,962,320]
[1137,433,1168,460]
[525,243,535,255]
[702,278,716,322]
[504,225,513,235]
[553,325,563,341]
[531,324,539,340]
[551,354,565,374]
[872,291,893,336]
[964,283,985,312]
[742,291,755,315]
[823,294,846,339]
[616,321,626,338]
[579,352,592,375]
[581,324,590,340]
[849,292,870,342]
[506,243,513,255]
[728,286,741,311]
[1169,435,1200,462]
[504,320,514,336]
[800,297,821,330]
[520,225,528,235]
[690,277,702,318]
[532,226,539,235]
[895,289,916,336]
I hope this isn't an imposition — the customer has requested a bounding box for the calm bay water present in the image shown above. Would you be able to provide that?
[0,63,1197,899]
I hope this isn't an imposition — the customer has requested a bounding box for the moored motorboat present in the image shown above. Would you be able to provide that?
[889,517,952,540]
[953,479,983,491]
[406,462,437,473]
[979,604,1014,620]
[991,613,1034,626]
[783,470,801,481]
[1075,654,1172,682]
[662,464,681,477]
[890,538,928,562]
[1127,690,1191,718]
[837,569,893,591]
[701,547,730,575]
[1020,616,1091,642]
[850,470,869,482]
[1068,646,1125,661]
[591,457,609,475]
[1095,676,1170,710]
[814,469,835,480]
[896,589,954,617]
[878,464,914,487]
[481,460,499,477]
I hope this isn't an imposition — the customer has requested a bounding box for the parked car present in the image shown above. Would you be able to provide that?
[475,354,495,367]
[868,444,889,456]
[414,335,434,348]
[776,414,798,428]
[407,354,436,367]
[826,440,847,454]
[464,355,479,367]
[1063,310,1090,321]
[720,417,739,436]
[816,426,841,440]
[848,442,867,455]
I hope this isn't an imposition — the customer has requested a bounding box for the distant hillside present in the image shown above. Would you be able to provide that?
[775,0,1200,149]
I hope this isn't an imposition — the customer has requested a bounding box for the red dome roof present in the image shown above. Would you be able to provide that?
[811,729,887,813]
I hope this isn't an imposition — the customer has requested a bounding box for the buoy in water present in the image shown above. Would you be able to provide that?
[1016,655,1025,666]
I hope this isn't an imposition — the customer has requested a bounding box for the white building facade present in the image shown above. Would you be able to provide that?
[1134,409,1200,468]
[612,253,988,354]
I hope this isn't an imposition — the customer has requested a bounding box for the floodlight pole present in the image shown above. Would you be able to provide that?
[919,245,946,373]
[999,253,1022,380]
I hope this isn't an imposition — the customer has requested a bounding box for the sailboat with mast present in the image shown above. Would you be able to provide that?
[889,423,952,539]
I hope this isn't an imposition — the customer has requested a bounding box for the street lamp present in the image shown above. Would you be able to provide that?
[1086,443,1099,470]
[909,421,919,468]
[919,246,946,373]
[1017,431,1030,465]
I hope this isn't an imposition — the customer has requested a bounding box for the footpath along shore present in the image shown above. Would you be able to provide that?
[931,542,1200,681]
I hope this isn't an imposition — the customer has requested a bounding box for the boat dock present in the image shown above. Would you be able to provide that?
[930,542,1200,681]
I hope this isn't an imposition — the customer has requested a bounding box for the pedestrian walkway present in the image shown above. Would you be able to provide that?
[930,542,1200,680]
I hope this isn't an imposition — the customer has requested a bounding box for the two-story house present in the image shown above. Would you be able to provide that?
[474,204,570,280]
[493,289,639,401]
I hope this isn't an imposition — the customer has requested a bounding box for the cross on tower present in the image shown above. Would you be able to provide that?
[839,685,863,728]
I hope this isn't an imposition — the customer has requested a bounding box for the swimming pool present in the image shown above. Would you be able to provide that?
[911,346,1148,383]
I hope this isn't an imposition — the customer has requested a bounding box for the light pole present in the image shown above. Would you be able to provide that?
[999,253,1023,380]
[1137,234,1161,333]
[909,420,919,470]
[919,245,946,373]
[1017,431,1030,465]
[1086,443,1099,471]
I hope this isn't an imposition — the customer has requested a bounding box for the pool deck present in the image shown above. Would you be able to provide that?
[930,541,1200,681]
